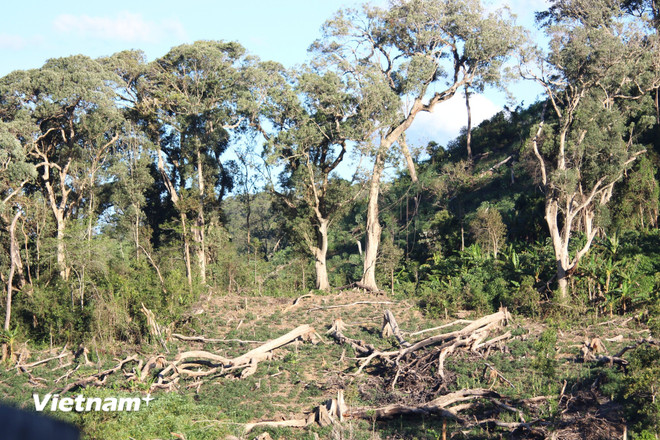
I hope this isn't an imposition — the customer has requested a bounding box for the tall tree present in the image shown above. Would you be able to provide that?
[0,120,37,359]
[0,56,122,280]
[154,41,250,286]
[312,0,522,290]
[111,42,251,287]
[526,0,658,297]
[264,69,363,291]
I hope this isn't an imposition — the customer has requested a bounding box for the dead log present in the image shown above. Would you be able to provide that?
[245,390,346,433]
[230,324,315,367]
[409,319,473,337]
[333,309,510,376]
[474,331,512,351]
[327,318,377,356]
[57,354,139,393]
[347,389,499,421]
[55,365,80,384]
[244,417,312,434]
[283,293,314,312]
[613,337,659,357]
[381,309,411,348]
[171,333,262,345]
[584,337,658,368]
[153,325,315,387]
[17,349,69,370]
[141,303,169,353]
[398,309,509,358]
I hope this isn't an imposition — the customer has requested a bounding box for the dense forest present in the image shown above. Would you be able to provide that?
[1,0,660,438]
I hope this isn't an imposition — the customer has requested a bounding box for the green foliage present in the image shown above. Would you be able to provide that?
[16,281,95,344]
[416,238,555,317]
[533,328,558,378]
[622,346,660,434]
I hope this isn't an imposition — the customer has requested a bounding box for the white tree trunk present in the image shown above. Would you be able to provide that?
[192,211,206,284]
[3,212,21,361]
[181,213,193,289]
[313,219,330,291]
[361,148,386,291]
[55,214,69,281]
[193,149,207,284]
[465,85,473,164]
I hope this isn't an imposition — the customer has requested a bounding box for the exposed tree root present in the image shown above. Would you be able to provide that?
[582,336,659,368]
[41,325,318,394]
[328,308,511,383]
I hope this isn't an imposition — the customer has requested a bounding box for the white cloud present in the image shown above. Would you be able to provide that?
[407,93,501,147]
[53,12,187,44]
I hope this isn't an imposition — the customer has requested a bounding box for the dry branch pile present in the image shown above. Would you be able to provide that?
[328,308,512,388]
[14,324,318,394]
[250,308,539,436]
[320,308,537,430]
[12,304,656,438]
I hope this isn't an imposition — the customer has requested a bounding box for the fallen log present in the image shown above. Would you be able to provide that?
[409,319,473,337]
[55,324,317,394]
[17,346,69,369]
[283,294,314,313]
[327,318,378,356]
[398,309,509,358]
[171,333,262,345]
[230,324,315,367]
[583,337,659,368]
[153,325,316,386]
[57,354,139,394]
[245,390,347,433]
[347,389,498,421]
[244,417,312,434]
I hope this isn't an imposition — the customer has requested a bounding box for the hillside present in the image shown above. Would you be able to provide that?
[1,292,657,439]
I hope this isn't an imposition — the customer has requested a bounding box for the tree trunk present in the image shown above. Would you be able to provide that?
[3,212,21,362]
[361,147,386,291]
[246,194,251,246]
[399,134,418,183]
[181,213,193,289]
[157,145,192,289]
[192,211,206,284]
[135,205,140,261]
[359,99,437,291]
[55,214,69,281]
[546,199,569,298]
[313,219,330,291]
[654,86,659,125]
[557,263,569,299]
[465,85,473,164]
[193,149,207,284]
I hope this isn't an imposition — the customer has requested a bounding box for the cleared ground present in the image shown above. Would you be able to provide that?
[0,291,653,439]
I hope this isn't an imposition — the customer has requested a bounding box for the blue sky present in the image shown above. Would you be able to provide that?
[1,0,547,149]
